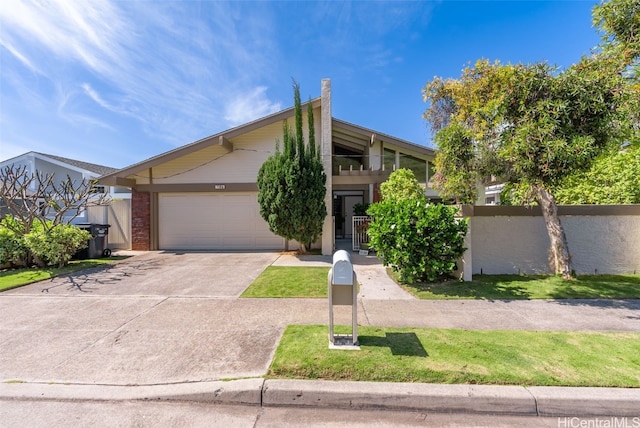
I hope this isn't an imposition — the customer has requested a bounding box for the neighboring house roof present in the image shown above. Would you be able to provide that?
[36,152,117,176]
[99,97,435,186]
[0,151,117,176]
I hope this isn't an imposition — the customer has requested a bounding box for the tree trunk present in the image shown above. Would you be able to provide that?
[534,184,574,279]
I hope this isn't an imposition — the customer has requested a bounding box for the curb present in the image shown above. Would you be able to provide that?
[1,379,639,417]
[262,380,536,415]
[0,379,263,406]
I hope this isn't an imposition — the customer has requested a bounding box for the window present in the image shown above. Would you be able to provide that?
[90,185,106,194]
[400,154,427,183]
[383,148,396,171]
[333,145,364,175]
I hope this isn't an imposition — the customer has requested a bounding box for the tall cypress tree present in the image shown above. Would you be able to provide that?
[257,82,327,253]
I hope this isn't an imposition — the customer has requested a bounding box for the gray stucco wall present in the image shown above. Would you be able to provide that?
[464,205,640,275]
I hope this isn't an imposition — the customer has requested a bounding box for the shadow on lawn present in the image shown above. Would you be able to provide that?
[547,275,640,310]
[359,332,428,357]
[405,274,640,303]
[406,275,534,300]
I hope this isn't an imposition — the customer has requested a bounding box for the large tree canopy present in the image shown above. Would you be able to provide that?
[553,143,640,204]
[502,0,640,206]
[257,82,327,253]
[593,0,640,74]
[422,0,636,278]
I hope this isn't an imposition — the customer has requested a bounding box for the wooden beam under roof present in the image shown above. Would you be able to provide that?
[333,136,367,151]
[219,136,233,152]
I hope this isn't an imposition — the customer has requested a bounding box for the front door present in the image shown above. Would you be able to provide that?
[344,195,363,237]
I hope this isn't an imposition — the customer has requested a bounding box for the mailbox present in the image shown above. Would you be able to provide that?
[332,250,353,285]
[328,250,358,348]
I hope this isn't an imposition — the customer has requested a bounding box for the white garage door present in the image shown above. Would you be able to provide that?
[158,192,284,250]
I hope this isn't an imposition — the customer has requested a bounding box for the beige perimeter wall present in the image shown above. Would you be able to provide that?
[87,199,131,250]
[462,205,640,276]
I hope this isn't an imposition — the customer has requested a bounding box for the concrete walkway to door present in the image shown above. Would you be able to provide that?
[271,250,415,300]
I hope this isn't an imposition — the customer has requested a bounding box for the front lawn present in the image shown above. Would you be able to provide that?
[268,325,640,387]
[394,272,640,300]
[0,258,123,292]
[241,266,330,298]
[243,265,640,300]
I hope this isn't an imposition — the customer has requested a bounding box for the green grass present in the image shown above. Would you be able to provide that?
[241,266,330,298]
[0,258,124,292]
[393,271,640,300]
[268,325,640,387]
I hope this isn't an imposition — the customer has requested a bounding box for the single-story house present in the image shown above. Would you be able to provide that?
[99,79,437,255]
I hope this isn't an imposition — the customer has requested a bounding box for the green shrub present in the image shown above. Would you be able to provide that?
[0,216,29,267]
[379,168,424,202]
[353,202,370,216]
[24,223,90,268]
[367,199,468,283]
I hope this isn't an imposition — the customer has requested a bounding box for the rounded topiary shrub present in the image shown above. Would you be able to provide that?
[367,199,468,284]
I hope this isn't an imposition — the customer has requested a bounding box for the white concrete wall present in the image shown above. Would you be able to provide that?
[464,206,640,276]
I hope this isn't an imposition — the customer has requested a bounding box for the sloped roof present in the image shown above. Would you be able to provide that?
[35,152,117,176]
[1,151,117,176]
[99,98,322,184]
[99,97,435,186]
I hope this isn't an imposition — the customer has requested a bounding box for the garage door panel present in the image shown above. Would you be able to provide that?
[159,193,283,250]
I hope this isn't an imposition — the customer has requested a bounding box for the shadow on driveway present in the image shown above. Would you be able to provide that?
[7,252,281,297]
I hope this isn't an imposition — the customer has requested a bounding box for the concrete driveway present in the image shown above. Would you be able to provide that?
[0,251,330,385]
[7,251,281,297]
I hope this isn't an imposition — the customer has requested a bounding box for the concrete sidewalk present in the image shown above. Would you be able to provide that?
[1,250,639,418]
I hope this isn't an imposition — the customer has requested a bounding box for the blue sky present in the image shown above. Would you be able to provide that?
[0,0,602,169]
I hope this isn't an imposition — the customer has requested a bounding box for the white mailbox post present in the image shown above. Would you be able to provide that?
[328,250,358,348]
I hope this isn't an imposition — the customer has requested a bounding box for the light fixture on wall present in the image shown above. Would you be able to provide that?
[370,133,376,146]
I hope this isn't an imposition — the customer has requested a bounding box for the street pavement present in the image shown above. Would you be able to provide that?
[0,400,572,428]
[0,249,639,425]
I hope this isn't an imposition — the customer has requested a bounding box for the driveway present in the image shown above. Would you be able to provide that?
[6,251,281,297]
[0,251,329,385]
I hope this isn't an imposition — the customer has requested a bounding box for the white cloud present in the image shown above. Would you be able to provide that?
[0,39,40,74]
[81,83,111,111]
[0,0,282,148]
[224,87,282,127]
[0,0,124,75]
